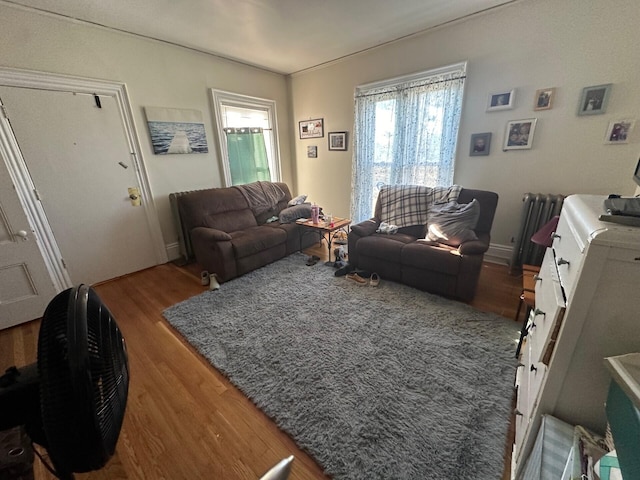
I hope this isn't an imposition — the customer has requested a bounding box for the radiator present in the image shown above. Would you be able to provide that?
[169,189,208,262]
[510,193,565,272]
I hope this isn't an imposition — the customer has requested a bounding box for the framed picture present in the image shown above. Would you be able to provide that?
[604,119,635,144]
[144,107,208,154]
[469,132,491,156]
[577,84,612,116]
[298,118,324,139]
[328,131,348,151]
[487,89,515,111]
[503,118,537,150]
[307,145,318,158]
[534,88,556,111]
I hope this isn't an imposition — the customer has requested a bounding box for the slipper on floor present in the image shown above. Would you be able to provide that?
[346,273,367,285]
[334,263,355,277]
[369,273,380,287]
[306,255,320,266]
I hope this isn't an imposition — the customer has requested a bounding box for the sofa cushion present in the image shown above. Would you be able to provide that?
[279,203,312,223]
[425,199,479,247]
[204,209,257,232]
[357,233,416,262]
[288,194,307,206]
[179,187,253,231]
[401,241,462,275]
[230,226,287,258]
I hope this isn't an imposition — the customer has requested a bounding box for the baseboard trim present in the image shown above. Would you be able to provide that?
[485,243,512,266]
[166,242,181,261]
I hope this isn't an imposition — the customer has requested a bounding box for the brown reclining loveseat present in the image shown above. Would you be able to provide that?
[348,187,498,301]
[175,181,319,282]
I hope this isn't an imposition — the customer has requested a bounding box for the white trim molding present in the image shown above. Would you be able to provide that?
[210,89,282,187]
[484,243,512,266]
[0,66,168,289]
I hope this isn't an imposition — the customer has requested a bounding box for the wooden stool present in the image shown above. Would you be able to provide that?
[514,264,540,322]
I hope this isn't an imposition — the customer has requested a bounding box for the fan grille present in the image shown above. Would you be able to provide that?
[38,285,129,474]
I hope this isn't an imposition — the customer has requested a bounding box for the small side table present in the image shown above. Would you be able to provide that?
[296,217,351,263]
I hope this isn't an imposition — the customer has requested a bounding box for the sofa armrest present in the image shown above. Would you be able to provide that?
[348,219,380,268]
[190,227,236,281]
[458,233,490,255]
[350,219,380,237]
[192,226,232,242]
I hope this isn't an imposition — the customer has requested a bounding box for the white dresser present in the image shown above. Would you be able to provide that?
[513,194,640,478]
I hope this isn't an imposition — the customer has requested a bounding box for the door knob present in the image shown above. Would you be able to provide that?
[127,187,141,207]
[14,230,28,240]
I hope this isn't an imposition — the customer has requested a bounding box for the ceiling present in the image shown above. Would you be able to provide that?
[6,0,516,75]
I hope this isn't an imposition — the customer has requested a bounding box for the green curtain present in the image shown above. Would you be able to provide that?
[224,127,271,185]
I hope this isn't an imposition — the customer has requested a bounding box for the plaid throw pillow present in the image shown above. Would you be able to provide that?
[379,185,462,228]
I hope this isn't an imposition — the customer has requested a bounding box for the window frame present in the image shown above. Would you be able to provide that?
[210,89,282,186]
[351,62,467,222]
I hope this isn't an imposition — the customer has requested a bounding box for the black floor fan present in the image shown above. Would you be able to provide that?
[0,284,129,479]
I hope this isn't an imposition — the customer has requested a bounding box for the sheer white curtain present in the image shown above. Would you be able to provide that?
[350,63,466,222]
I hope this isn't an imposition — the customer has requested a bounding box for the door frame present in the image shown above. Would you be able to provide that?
[0,67,167,290]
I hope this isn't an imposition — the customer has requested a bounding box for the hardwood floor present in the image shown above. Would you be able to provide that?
[0,241,523,479]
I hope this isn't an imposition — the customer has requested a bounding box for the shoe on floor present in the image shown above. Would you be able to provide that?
[306,255,320,266]
[334,263,355,277]
[201,270,210,286]
[355,269,372,279]
[346,273,367,285]
[209,273,220,291]
[369,272,380,287]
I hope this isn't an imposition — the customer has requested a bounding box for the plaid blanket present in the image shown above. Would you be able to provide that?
[379,185,462,228]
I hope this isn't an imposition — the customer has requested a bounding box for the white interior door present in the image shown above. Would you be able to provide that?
[0,156,57,329]
[0,86,158,285]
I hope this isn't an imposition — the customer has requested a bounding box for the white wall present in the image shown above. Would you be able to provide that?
[3,0,639,266]
[289,0,640,259]
[0,4,292,257]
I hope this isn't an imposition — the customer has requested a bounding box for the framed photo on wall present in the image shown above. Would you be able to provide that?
[487,89,515,111]
[577,84,612,116]
[307,145,318,158]
[328,131,348,151]
[534,88,556,111]
[469,132,491,156]
[503,118,537,150]
[604,119,635,144]
[298,118,324,139]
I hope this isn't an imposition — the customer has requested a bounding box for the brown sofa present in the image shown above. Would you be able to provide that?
[175,182,320,282]
[348,188,498,301]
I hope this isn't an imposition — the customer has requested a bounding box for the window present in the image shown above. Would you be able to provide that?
[350,62,466,222]
[211,89,281,186]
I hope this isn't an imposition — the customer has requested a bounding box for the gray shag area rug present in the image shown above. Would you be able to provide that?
[163,253,519,479]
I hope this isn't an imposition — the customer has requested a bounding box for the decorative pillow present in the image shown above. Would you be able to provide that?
[288,194,307,207]
[279,203,312,223]
[425,199,480,247]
